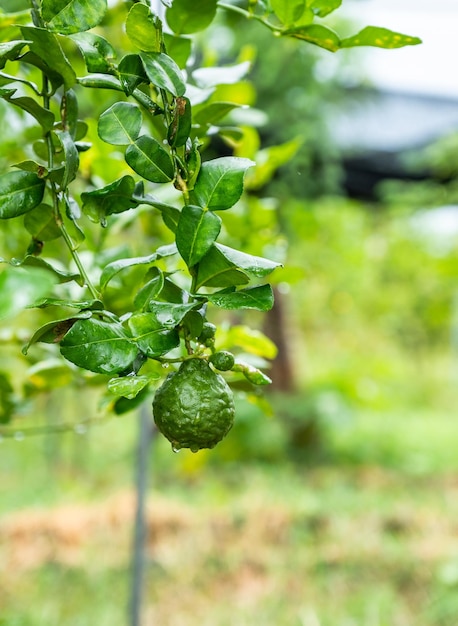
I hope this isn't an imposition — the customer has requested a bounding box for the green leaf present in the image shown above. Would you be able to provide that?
[60,89,79,139]
[98,102,142,145]
[126,3,161,52]
[22,310,93,354]
[55,130,79,188]
[20,26,76,89]
[308,0,342,17]
[176,204,221,267]
[13,160,48,176]
[31,297,103,310]
[195,245,249,291]
[282,24,341,52]
[163,33,191,69]
[128,313,180,358]
[205,284,274,311]
[133,269,164,310]
[125,135,175,183]
[108,374,159,400]
[60,318,139,375]
[0,171,45,219]
[81,176,138,224]
[0,39,30,70]
[139,51,185,97]
[192,61,251,89]
[341,26,422,50]
[0,266,55,321]
[19,50,66,91]
[133,193,181,233]
[159,277,188,304]
[99,245,176,291]
[24,203,61,241]
[190,157,254,210]
[70,32,116,73]
[194,101,240,126]
[182,310,204,339]
[215,243,282,278]
[118,54,147,95]
[42,0,107,35]
[271,0,306,25]
[166,0,217,35]
[148,300,201,328]
[7,255,82,284]
[0,88,55,132]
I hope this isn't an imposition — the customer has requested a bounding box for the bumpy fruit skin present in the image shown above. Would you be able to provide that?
[152,358,235,452]
[209,350,235,371]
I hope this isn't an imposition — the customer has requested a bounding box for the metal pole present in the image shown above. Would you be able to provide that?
[128,403,155,626]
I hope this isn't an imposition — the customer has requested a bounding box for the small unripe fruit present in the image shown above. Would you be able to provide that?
[209,351,235,371]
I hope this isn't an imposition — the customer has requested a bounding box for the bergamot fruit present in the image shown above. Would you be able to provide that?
[152,358,235,452]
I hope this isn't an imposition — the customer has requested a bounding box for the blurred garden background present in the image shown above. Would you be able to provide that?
[1,0,458,624]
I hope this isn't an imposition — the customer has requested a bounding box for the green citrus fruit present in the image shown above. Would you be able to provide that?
[152,358,235,452]
[209,350,235,371]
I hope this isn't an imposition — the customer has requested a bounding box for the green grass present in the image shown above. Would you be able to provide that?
[1,407,458,625]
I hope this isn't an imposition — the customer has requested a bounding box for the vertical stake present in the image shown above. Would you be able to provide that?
[129,403,155,626]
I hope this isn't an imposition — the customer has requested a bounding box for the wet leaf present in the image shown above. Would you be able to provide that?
[125,135,175,183]
[190,157,254,210]
[20,26,76,89]
[108,374,159,399]
[195,245,249,290]
[205,284,274,311]
[214,243,282,277]
[60,318,138,375]
[70,32,116,73]
[42,0,107,35]
[176,205,221,267]
[98,102,142,145]
[0,171,45,219]
[81,175,138,223]
[128,313,180,357]
[126,3,161,52]
[139,51,185,96]
[166,0,217,35]
[22,310,93,354]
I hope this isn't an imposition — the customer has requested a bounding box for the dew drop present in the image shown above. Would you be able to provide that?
[14,431,25,442]
[172,444,181,453]
[190,444,200,453]
[162,363,170,369]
